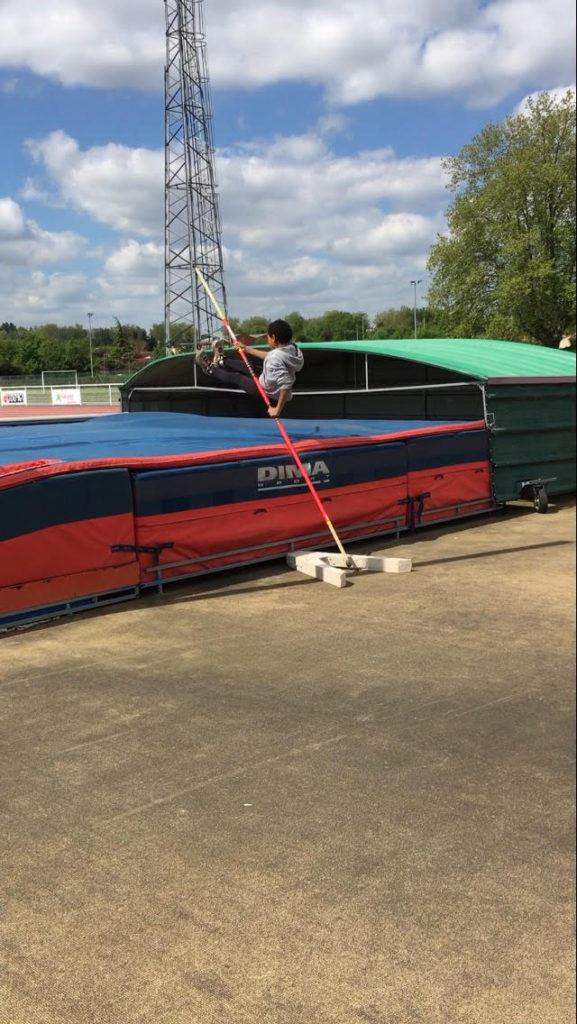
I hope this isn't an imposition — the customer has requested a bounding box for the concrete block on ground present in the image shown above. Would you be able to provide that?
[323,553,412,573]
[286,550,412,587]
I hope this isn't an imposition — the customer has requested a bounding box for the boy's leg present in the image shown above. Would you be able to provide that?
[197,353,259,398]
[220,356,253,377]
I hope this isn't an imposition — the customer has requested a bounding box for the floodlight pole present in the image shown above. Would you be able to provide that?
[87,312,94,377]
[410,279,422,339]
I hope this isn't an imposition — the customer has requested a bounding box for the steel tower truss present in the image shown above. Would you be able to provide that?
[164,0,227,351]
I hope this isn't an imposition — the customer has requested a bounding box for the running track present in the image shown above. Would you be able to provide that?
[0,404,120,421]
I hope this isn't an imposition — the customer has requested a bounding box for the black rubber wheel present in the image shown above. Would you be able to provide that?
[534,488,549,514]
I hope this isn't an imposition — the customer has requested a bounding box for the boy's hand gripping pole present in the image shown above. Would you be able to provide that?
[194,267,353,565]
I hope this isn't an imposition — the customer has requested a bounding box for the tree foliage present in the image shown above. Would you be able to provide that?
[428,90,576,346]
[371,306,443,339]
[0,303,454,378]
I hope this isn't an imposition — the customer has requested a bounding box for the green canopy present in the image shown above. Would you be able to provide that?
[302,338,576,381]
[123,337,575,391]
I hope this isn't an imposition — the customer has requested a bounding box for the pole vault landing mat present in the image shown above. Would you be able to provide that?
[0,412,494,628]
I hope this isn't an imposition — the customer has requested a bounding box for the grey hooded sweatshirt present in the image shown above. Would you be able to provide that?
[259,343,304,399]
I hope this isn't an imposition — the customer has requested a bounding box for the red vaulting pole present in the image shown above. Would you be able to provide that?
[194,267,352,562]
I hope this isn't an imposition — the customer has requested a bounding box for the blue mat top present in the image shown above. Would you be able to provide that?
[0,412,473,468]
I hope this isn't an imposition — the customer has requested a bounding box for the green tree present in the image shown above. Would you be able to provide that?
[149,321,166,346]
[372,307,415,338]
[285,312,306,342]
[106,318,146,369]
[371,304,448,339]
[0,338,17,373]
[12,335,40,373]
[304,310,369,341]
[37,338,67,371]
[63,338,91,372]
[239,316,269,336]
[148,323,167,360]
[428,90,576,346]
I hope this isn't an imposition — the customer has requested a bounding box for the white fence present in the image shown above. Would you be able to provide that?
[1,384,122,408]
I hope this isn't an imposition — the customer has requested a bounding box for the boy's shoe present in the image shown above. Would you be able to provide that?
[211,340,225,366]
[195,350,213,375]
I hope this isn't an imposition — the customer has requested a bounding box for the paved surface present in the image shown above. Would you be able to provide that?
[2,501,575,1024]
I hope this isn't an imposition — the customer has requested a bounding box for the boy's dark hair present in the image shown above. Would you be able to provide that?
[267,319,293,344]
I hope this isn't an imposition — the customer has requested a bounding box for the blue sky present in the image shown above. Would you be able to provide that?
[0,0,574,330]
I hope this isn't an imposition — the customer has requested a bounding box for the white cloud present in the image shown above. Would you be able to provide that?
[212,130,446,316]
[18,178,52,204]
[96,240,164,311]
[0,0,163,91]
[418,1,576,107]
[22,127,448,260]
[222,248,427,317]
[0,198,26,238]
[0,125,446,323]
[25,132,163,237]
[217,133,447,261]
[0,268,89,319]
[0,0,574,106]
[0,197,86,266]
[330,212,446,264]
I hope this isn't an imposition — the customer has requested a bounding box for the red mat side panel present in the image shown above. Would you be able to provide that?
[0,514,136,588]
[406,460,494,527]
[134,474,409,582]
[0,563,140,616]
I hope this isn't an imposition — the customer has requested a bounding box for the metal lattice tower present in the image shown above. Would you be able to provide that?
[164,0,227,352]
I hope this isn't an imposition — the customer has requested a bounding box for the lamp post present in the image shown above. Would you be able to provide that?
[87,312,94,378]
[409,279,422,339]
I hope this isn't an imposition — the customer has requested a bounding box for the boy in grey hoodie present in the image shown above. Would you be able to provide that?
[195,319,304,418]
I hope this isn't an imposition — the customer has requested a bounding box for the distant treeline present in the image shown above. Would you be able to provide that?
[0,305,541,376]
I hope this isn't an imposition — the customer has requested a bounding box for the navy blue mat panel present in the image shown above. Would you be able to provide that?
[406,429,490,471]
[132,442,408,517]
[0,469,134,543]
[0,412,475,468]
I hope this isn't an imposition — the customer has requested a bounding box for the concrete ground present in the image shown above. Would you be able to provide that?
[2,500,575,1024]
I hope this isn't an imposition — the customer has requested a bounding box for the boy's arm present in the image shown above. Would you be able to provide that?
[234,337,266,361]
[267,389,290,418]
[239,345,266,361]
